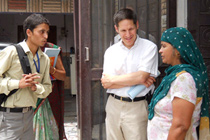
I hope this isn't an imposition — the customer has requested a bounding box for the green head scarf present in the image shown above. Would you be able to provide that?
[148,27,209,138]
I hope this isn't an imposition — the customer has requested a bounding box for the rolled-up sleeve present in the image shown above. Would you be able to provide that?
[138,44,158,76]
[0,46,20,95]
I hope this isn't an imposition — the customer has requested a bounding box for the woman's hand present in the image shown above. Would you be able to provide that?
[49,55,66,81]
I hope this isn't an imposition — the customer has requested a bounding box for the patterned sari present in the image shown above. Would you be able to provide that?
[33,42,66,140]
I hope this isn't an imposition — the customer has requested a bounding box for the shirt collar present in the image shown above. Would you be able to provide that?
[119,35,140,50]
[19,40,44,57]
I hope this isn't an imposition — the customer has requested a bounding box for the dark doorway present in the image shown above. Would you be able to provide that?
[188,0,210,113]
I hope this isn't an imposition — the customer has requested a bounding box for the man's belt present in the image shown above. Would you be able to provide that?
[109,93,145,102]
[0,106,32,113]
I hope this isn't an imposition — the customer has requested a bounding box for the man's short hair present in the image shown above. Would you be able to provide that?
[113,8,137,27]
[23,14,50,40]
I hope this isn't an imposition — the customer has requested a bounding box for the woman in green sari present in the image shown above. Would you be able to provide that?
[33,42,66,140]
[148,27,209,140]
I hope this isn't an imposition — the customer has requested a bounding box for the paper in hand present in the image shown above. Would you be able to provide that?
[127,71,161,100]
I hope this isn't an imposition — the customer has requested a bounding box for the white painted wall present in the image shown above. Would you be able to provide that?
[177,0,188,28]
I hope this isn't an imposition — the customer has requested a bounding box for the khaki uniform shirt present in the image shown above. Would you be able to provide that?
[0,41,52,108]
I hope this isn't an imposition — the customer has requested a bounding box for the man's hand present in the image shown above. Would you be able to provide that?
[143,76,156,88]
[19,73,40,90]
[101,72,157,89]
[101,74,115,89]
[30,84,37,91]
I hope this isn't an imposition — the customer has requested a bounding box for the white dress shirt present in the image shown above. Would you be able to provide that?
[103,35,158,97]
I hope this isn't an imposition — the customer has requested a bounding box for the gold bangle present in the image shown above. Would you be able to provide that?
[52,67,56,75]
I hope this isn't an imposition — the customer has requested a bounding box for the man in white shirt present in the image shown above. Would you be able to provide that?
[101,8,158,140]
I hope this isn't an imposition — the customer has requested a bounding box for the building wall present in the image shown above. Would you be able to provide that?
[161,0,167,33]
[0,13,74,52]
[0,13,74,93]
[177,0,187,28]
[0,0,73,13]
[161,0,188,31]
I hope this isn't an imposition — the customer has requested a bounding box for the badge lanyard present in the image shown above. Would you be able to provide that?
[33,52,40,73]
